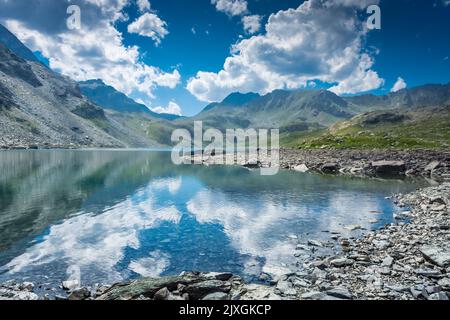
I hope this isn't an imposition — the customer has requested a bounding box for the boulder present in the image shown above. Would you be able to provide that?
[242,159,262,169]
[275,280,297,296]
[330,258,354,267]
[420,246,450,267]
[153,287,170,300]
[326,287,353,300]
[293,164,309,173]
[321,163,339,174]
[427,292,448,301]
[97,272,219,300]
[371,160,406,175]
[184,280,232,300]
[68,287,91,301]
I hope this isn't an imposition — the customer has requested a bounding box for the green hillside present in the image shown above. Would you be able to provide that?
[283,106,450,150]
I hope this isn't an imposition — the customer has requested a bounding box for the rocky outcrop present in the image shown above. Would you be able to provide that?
[96,272,241,301]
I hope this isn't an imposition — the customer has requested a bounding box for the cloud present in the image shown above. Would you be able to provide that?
[151,101,182,116]
[128,12,168,45]
[188,0,383,102]
[0,0,179,103]
[211,0,248,17]
[4,179,182,283]
[391,77,407,93]
[137,0,151,12]
[242,15,262,34]
[186,188,385,278]
[129,251,170,277]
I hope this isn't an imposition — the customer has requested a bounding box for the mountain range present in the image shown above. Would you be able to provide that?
[0,23,449,149]
[78,79,181,120]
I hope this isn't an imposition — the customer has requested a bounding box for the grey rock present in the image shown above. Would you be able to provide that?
[184,280,231,300]
[414,269,442,278]
[68,287,91,301]
[371,161,406,175]
[428,292,448,300]
[19,282,34,292]
[321,163,339,174]
[153,287,170,300]
[293,164,309,173]
[326,287,353,300]
[437,278,450,289]
[330,258,354,267]
[301,291,340,300]
[420,246,450,267]
[275,281,297,296]
[381,256,394,267]
[202,292,229,300]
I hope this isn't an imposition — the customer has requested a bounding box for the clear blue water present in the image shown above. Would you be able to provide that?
[0,150,426,289]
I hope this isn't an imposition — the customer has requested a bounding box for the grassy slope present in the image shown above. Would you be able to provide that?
[282,107,450,150]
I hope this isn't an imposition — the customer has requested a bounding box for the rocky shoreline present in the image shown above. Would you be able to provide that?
[279,149,450,180]
[191,148,450,181]
[1,149,450,301]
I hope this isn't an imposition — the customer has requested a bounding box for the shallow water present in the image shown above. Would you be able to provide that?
[0,150,426,288]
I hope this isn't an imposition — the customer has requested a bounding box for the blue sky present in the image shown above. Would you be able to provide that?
[0,0,449,116]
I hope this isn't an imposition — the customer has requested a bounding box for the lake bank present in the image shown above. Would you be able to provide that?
[190,148,450,180]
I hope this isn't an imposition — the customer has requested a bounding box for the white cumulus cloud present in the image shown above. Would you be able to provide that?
[391,77,407,93]
[128,12,168,45]
[137,0,151,12]
[211,0,248,16]
[0,0,179,104]
[242,15,262,34]
[151,101,182,116]
[188,0,384,102]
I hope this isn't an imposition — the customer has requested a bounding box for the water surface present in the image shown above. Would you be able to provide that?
[0,150,426,288]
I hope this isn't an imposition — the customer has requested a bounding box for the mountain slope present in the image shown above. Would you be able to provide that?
[0,42,164,148]
[78,79,181,121]
[344,83,450,112]
[175,84,450,138]
[176,89,355,135]
[0,24,40,63]
[283,105,450,149]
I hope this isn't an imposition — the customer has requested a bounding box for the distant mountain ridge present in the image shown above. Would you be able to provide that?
[187,83,450,132]
[78,79,181,121]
